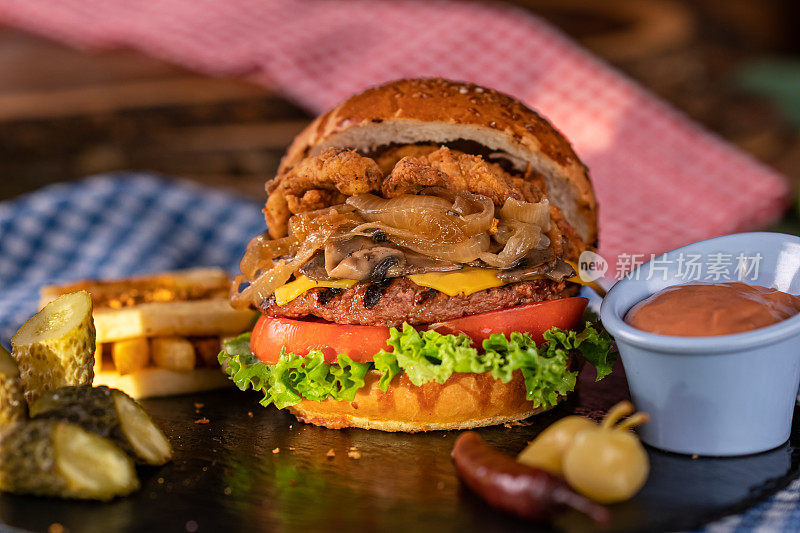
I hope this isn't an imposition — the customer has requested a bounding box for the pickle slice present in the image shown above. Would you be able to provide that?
[11,291,95,403]
[113,389,173,465]
[54,422,138,499]
[30,385,172,465]
[0,346,25,423]
[0,420,138,500]
[0,345,18,376]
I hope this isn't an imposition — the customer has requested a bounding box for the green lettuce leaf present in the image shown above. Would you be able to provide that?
[541,322,615,380]
[219,321,615,410]
[218,334,370,409]
[373,326,577,408]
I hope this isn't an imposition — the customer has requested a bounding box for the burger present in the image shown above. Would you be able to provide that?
[220,78,614,432]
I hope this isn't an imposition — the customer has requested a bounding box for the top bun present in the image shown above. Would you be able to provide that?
[278,78,597,244]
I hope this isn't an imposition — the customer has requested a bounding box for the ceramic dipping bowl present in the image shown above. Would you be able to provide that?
[600,232,800,456]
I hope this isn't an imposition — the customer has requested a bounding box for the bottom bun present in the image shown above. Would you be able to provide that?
[289,370,561,432]
[93,367,232,399]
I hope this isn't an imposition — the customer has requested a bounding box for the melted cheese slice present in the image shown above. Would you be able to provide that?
[274,276,357,306]
[565,261,606,296]
[409,263,604,297]
[275,262,604,306]
[408,267,505,296]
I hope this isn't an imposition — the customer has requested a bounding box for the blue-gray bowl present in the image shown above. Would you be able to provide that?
[600,232,800,456]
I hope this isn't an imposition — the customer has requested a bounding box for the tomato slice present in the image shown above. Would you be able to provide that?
[251,316,391,364]
[250,297,589,364]
[431,297,588,347]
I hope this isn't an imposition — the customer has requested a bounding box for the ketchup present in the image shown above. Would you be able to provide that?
[625,282,800,336]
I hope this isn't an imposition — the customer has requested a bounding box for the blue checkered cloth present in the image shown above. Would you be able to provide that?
[0,174,264,344]
[0,174,797,531]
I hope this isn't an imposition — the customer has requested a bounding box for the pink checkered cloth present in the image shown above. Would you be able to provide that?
[0,0,790,270]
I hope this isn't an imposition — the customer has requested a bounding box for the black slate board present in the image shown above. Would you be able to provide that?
[1,363,798,533]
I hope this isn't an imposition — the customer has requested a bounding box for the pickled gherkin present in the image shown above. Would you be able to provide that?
[0,346,25,423]
[0,420,138,500]
[30,385,172,465]
[11,291,95,403]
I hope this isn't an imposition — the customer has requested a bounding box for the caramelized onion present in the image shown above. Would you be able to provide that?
[231,209,352,309]
[454,192,495,235]
[479,221,547,268]
[238,233,293,279]
[230,258,296,309]
[233,188,557,308]
[500,198,550,230]
[288,206,359,241]
[348,192,494,242]
[351,222,490,263]
[420,186,456,202]
[348,194,468,241]
[347,193,452,219]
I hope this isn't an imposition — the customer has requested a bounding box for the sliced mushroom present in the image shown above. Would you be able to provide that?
[496,248,575,283]
[329,247,406,281]
[324,236,376,276]
[402,250,461,275]
[298,251,331,281]
[543,260,576,282]
[322,236,461,282]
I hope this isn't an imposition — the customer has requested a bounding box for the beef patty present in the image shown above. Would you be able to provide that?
[261,277,581,327]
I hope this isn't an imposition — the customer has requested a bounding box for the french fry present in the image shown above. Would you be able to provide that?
[39,269,256,344]
[39,268,231,308]
[94,342,104,375]
[151,337,195,373]
[192,337,222,368]
[112,339,150,376]
[39,270,251,399]
[93,368,232,399]
[92,299,254,343]
[96,344,116,374]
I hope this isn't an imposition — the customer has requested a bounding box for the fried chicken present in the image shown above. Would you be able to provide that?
[264,191,291,239]
[285,189,346,213]
[264,148,383,238]
[512,166,548,204]
[382,146,521,205]
[373,144,439,175]
[283,147,383,197]
[264,146,557,240]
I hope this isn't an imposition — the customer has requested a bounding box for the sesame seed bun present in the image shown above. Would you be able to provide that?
[278,78,597,244]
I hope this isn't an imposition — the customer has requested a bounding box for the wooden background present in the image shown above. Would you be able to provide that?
[1,0,799,212]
